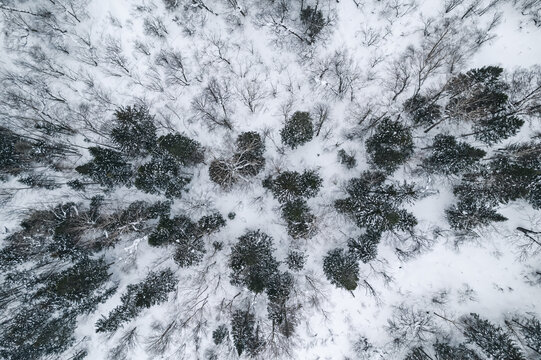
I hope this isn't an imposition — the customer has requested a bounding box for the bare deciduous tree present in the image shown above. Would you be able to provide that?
[192,77,234,130]
[236,76,268,113]
[312,49,361,100]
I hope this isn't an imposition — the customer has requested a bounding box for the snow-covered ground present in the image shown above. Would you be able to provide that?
[0,0,540,359]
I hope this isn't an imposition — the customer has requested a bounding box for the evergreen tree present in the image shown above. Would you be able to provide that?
[263,169,323,203]
[212,324,229,345]
[286,249,306,271]
[444,66,524,143]
[365,118,414,174]
[422,134,486,175]
[404,95,442,126]
[446,195,507,231]
[76,147,133,188]
[485,141,541,208]
[229,230,279,293]
[111,105,157,156]
[433,341,482,360]
[322,248,359,291]
[197,212,226,235]
[445,66,509,121]
[335,171,417,233]
[347,230,381,263]
[96,269,176,333]
[148,215,198,246]
[231,310,265,356]
[0,307,77,360]
[461,313,525,360]
[266,271,296,337]
[0,257,115,360]
[148,215,205,267]
[157,133,204,166]
[511,316,541,356]
[38,257,113,309]
[280,111,314,149]
[134,154,191,198]
[282,198,316,239]
[473,114,524,144]
[173,235,206,268]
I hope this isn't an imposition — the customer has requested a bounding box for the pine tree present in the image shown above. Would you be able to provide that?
[280,111,314,149]
[365,118,414,174]
[487,142,541,208]
[445,66,509,122]
[282,198,316,239]
[461,313,525,360]
[134,154,191,198]
[96,269,176,333]
[76,146,133,188]
[229,230,279,293]
[231,310,265,356]
[404,95,442,126]
[322,248,359,291]
[510,316,541,356]
[335,171,417,233]
[422,134,486,175]
[263,169,323,203]
[0,127,67,180]
[0,257,115,359]
[197,212,226,235]
[266,271,296,336]
[39,257,113,307]
[433,341,482,360]
[444,66,524,143]
[148,215,205,267]
[173,235,206,268]
[446,195,507,231]
[347,230,381,263]
[473,114,524,144]
[212,324,229,345]
[0,307,78,360]
[111,105,157,156]
[148,215,198,246]
[157,133,204,166]
[286,250,306,271]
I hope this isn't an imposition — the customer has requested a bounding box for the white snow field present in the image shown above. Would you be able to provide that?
[0,0,540,359]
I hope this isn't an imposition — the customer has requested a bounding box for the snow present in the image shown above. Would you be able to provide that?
[0,0,540,359]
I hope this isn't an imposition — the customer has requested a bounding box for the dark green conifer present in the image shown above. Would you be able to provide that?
[322,248,359,291]
[366,118,414,174]
[281,111,314,149]
[461,313,525,360]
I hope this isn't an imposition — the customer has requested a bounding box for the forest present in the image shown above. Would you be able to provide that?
[0,0,540,359]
